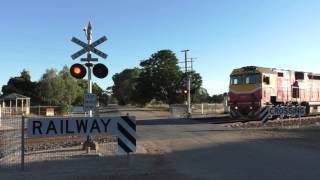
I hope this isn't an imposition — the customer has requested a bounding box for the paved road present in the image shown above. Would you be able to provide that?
[135,118,320,180]
[2,109,320,180]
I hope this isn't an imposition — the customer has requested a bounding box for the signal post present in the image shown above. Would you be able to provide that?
[70,21,108,150]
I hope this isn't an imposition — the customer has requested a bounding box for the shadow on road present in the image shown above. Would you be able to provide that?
[137,116,241,126]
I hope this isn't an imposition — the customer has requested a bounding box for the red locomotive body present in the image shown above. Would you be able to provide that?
[228,66,320,120]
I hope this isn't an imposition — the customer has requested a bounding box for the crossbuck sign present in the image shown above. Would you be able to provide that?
[71,36,107,60]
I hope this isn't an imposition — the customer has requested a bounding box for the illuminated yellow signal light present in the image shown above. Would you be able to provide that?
[70,64,87,79]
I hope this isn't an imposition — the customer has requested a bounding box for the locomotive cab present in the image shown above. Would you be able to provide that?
[229,72,263,119]
[228,66,276,120]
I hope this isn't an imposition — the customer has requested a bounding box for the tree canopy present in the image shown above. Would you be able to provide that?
[2,49,214,110]
[1,66,109,112]
[136,50,184,104]
[112,68,141,105]
[2,69,40,104]
[111,49,208,105]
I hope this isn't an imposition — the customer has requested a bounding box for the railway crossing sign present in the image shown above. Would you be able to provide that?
[261,106,306,124]
[28,116,117,137]
[27,116,136,153]
[71,36,108,60]
[269,106,306,117]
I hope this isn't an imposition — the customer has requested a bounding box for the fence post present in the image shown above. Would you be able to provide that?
[201,104,204,115]
[0,106,2,127]
[21,114,25,171]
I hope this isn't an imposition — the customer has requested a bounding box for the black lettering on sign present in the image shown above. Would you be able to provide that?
[100,119,111,132]
[269,108,275,116]
[46,120,57,135]
[90,119,101,133]
[33,121,42,135]
[66,120,75,134]
[60,119,64,134]
[76,119,88,133]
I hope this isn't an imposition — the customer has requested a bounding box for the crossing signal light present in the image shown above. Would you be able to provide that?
[183,89,188,95]
[93,63,108,79]
[70,63,86,79]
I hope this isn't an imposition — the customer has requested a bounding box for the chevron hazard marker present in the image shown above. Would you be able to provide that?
[117,116,136,153]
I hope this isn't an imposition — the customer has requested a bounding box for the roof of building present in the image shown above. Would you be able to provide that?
[0,93,30,101]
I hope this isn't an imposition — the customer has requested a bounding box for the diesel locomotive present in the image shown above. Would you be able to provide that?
[228,66,320,120]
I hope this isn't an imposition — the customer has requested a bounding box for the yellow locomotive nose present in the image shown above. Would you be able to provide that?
[230,84,260,93]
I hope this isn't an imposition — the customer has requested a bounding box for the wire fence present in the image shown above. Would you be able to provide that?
[170,103,226,118]
[0,116,22,171]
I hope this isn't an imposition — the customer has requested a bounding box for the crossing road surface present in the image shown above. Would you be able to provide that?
[135,118,320,180]
[1,109,320,180]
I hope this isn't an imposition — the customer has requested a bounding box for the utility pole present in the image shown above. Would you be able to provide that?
[181,49,191,117]
[189,57,196,72]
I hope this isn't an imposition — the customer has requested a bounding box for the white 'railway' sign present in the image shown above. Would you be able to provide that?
[28,116,118,138]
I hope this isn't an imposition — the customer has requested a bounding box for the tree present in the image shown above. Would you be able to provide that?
[2,69,40,105]
[187,71,202,95]
[112,68,141,105]
[20,69,31,81]
[59,66,83,108]
[38,68,64,105]
[2,66,108,113]
[38,66,83,112]
[136,50,184,105]
[192,87,211,103]
[210,94,225,103]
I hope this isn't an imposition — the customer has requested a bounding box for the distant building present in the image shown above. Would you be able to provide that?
[0,93,30,116]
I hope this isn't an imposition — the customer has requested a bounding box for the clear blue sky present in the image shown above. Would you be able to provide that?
[1,0,320,95]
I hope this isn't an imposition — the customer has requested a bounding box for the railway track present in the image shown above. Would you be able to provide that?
[226,114,320,128]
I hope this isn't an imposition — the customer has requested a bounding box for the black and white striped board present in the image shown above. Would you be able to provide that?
[117,116,136,153]
[257,106,271,124]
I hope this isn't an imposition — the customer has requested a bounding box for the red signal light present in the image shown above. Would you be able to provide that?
[183,89,188,95]
[70,63,86,79]
[93,63,108,79]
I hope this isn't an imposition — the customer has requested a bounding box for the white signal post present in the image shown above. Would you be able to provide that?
[85,22,93,114]
[85,22,93,146]
[71,21,108,149]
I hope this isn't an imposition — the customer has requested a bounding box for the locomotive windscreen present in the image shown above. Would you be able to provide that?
[230,74,261,85]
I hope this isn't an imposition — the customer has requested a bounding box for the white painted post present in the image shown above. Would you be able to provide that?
[0,105,2,127]
[10,100,12,115]
[21,114,25,171]
[201,103,204,115]
[21,99,24,114]
[15,99,17,113]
